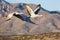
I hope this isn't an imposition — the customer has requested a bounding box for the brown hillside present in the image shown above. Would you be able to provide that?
[0,0,60,35]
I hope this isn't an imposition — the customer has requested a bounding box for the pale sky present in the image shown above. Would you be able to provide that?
[6,0,60,11]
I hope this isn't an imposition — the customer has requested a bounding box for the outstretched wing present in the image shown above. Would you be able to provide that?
[34,4,41,14]
[6,12,24,21]
[25,5,43,18]
[25,5,35,16]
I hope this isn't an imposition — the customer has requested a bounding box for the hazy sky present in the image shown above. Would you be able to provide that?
[6,0,60,11]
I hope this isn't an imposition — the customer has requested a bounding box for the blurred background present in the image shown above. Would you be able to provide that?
[6,0,60,11]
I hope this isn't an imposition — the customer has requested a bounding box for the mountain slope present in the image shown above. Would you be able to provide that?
[0,1,60,35]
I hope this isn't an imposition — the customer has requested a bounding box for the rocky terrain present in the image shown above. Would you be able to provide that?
[0,0,60,35]
[0,32,60,40]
